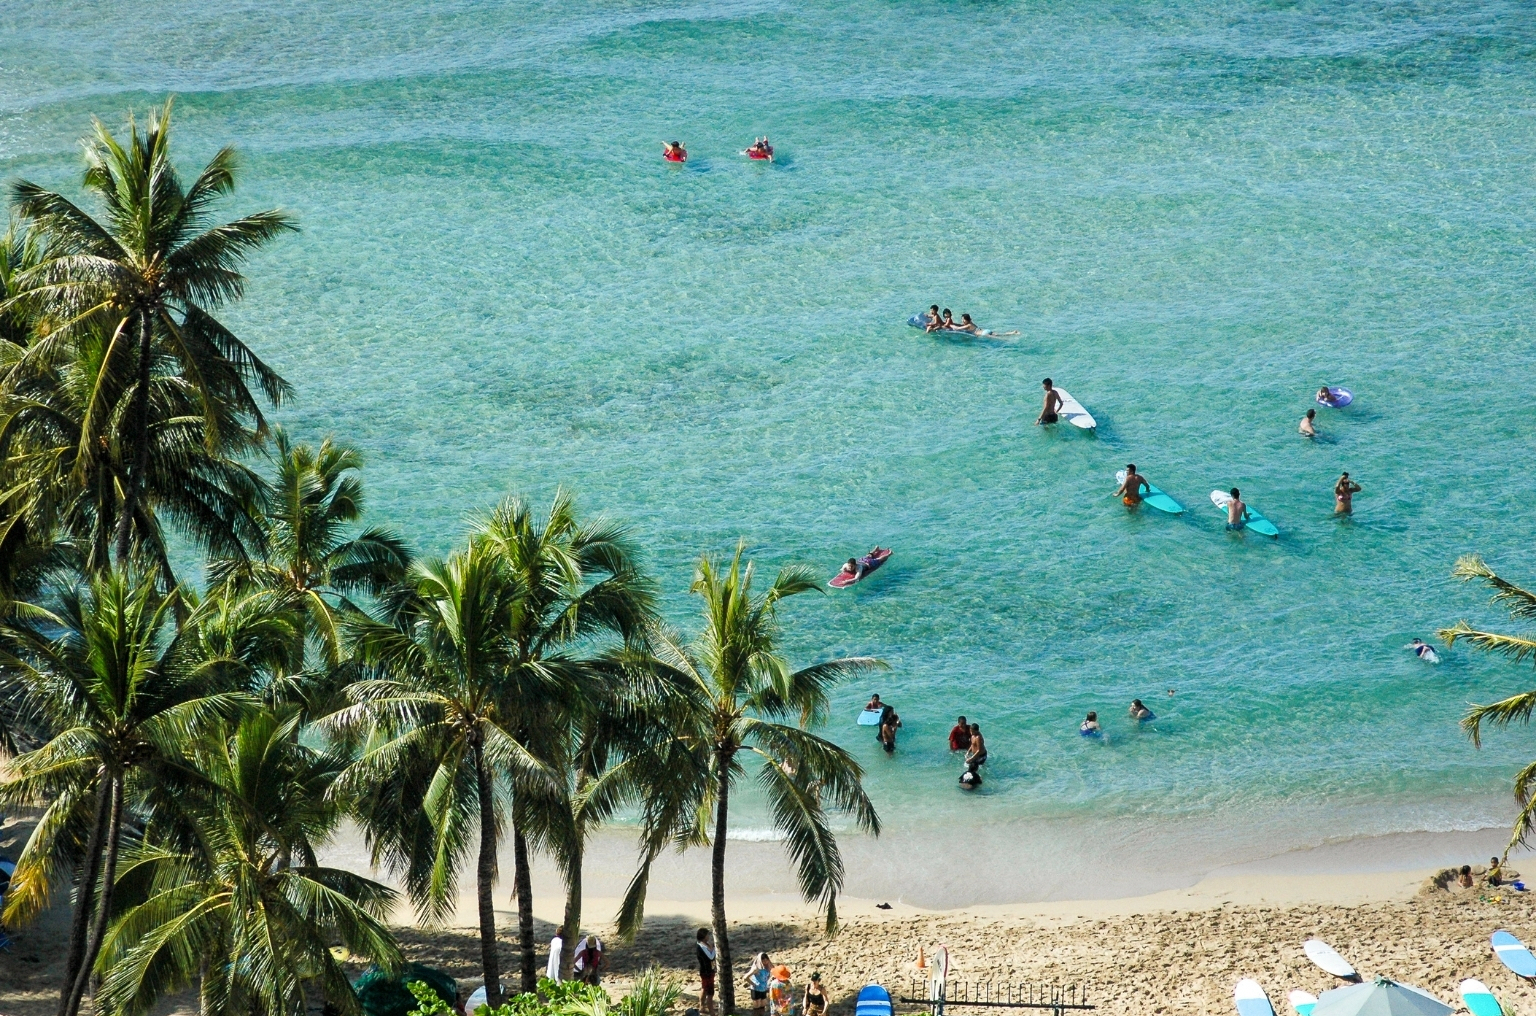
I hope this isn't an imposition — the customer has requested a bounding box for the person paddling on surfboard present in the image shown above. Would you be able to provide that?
[1225,488,1249,531]
[1037,378,1063,425]
[1334,472,1361,514]
[838,557,862,581]
[1115,464,1150,507]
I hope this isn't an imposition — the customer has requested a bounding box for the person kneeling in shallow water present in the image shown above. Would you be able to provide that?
[959,761,983,790]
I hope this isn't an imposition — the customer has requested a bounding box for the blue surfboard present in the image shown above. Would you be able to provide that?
[1116,469,1184,515]
[856,985,893,1016]
[1493,931,1536,978]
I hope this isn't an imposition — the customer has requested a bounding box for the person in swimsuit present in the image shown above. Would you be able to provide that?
[1129,699,1154,722]
[922,304,940,329]
[1038,378,1063,425]
[952,313,982,334]
[1116,465,1150,507]
[663,141,687,160]
[1317,386,1334,405]
[865,694,883,711]
[803,974,827,1016]
[1080,711,1100,735]
[964,724,987,767]
[928,309,957,333]
[839,557,861,580]
[746,953,772,1013]
[1334,472,1361,514]
[878,709,901,753]
[1300,408,1316,438]
[1225,488,1248,530]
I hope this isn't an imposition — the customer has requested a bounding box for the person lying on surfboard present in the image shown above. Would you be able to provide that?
[1037,378,1063,425]
[1115,464,1150,506]
[838,557,862,580]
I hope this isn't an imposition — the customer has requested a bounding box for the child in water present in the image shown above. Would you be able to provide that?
[1080,711,1101,736]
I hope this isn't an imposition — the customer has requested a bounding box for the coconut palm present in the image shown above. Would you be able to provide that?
[618,542,882,1013]
[95,707,400,1016]
[326,540,550,1010]
[209,430,408,712]
[1446,555,1536,849]
[5,98,294,564]
[474,491,654,990]
[0,568,243,1016]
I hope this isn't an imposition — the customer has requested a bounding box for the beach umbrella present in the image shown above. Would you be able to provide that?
[1309,977,1452,1016]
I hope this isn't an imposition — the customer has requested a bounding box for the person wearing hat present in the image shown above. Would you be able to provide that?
[769,964,793,1015]
[804,972,828,1016]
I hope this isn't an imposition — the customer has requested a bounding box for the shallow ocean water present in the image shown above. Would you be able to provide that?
[5,0,1536,898]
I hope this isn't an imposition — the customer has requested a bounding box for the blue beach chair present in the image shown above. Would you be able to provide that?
[856,985,893,1016]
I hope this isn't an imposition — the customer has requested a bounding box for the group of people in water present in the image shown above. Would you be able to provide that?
[1079,699,1158,738]
[659,137,777,164]
[917,304,1019,337]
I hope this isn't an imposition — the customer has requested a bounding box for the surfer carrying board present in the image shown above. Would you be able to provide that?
[1225,488,1249,530]
[1334,472,1361,514]
[1115,464,1150,507]
[1037,378,1063,425]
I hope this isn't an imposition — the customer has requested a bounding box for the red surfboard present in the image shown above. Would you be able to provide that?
[829,548,892,588]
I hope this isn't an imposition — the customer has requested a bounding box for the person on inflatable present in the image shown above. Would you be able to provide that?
[663,140,687,162]
[927,309,956,333]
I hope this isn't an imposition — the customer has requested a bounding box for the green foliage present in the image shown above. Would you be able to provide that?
[361,965,456,1016]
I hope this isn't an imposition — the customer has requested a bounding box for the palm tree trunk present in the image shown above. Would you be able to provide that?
[711,748,735,1015]
[558,827,582,982]
[474,742,504,1009]
[114,310,153,565]
[56,779,110,1016]
[64,774,122,1016]
[513,825,536,993]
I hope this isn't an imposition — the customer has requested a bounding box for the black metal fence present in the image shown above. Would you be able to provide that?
[898,976,1093,1015]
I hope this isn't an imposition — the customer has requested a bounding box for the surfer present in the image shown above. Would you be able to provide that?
[1080,711,1101,735]
[1334,472,1361,514]
[838,557,862,581]
[948,716,971,751]
[1129,699,1154,722]
[1300,408,1317,438]
[1116,464,1150,507]
[1225,488,1248,530]
[1037,378,1063,425]
[964,724,987,767]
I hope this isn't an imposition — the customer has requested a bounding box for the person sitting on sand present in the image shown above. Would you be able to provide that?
[1489,857,1505,886]
[1459,864,1475,888]
[1129,699,1154,722]
[1081,711,1101,735]
[1225,488,1249,531]
[866,694,883,711]
[1300,408,1317,438]
[1038,378,1063,425]
[964,724,987,767]
[1116,465,1150,507]
[949,715,972,751]
[1335,472,1361,515]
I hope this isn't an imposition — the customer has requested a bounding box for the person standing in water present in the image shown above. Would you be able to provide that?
[1129,699,1154,722]
[1116,464,1150,507]
[1037,378,1063,425]
[1080,711,1101,735]
[948,715,971,751]
[1300,408,1317,438]
[878,707,901,753]
[1335,472,1362,514]
[964,724,987,767]
[1225,488,1248,530]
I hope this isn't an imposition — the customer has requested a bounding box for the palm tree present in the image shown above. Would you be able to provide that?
[209,430,408,711]
[0,568,242,1016]
[5,98,295,564]
[474,491,654,990]
[619,542,883,1013]
[327,540,549,1010]
[1445,555,1536,850]
[95,707,401,1016]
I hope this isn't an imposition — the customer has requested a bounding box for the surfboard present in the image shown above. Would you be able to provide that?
[1052,387,1096,430]
[857,708,884,726]
[1460,979,1502,1016]
[830,548,892,589]
[1287,990,1317,1016]
[1317,386,1352,408]
[855,985,894,1016]
[1492,931,1536,978]
[1115,470,1183,515]
[1235,979,1275,1016]
[1303,939,1356,979]
[1211,491,1280,538]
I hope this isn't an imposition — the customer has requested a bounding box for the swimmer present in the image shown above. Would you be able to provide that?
[953,313,1019,337]
[1300,408,1316,438]
[1080,711,1101,736]
[663,140,687,161]
[1225,488,1249,531]
[1129,699,1154,722]
[959,763,982,790]
[1317,386,1334,404]
[964,724,987,767]
[865,694,883,711]
[1408,638,1441,663]
[1037,378,1062,426]
[878,708,901,753]
[1115,464,1150,507]
[927,309,955,334]
[1334,472,1361,515]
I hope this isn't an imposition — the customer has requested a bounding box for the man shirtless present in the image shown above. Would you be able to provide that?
[1335,472,1362,514]
[1037,378,1063,425]
[1299,408,1316,438]
[1115,464,1150,507]
[1225,488,1248,530]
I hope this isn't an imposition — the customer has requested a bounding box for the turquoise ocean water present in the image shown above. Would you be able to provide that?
[5,0,1536,901]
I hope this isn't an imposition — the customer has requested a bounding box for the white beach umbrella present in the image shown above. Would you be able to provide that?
[1309,978,1452,1016]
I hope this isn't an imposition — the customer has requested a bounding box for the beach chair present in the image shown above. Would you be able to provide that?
[855,985,893,1016]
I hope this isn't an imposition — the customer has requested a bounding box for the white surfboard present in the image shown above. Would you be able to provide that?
[1235,979,1275,1016]
[1052,387,1096,430]
[857,708,884,726]
[1287,990,1317,1016]
[1460,978,1502,1016]
[1303,939,1356,979]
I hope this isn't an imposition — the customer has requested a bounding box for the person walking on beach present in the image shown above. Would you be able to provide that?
[1116,465,1150,507]
[746,953,772,1013]
[1038,378,1063,425]
[696,928,717,1014]
[1300,408,1317,438]
[949,715,971,751]
[1335,472,1361,514]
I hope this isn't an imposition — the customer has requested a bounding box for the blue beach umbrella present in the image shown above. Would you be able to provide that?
[1310,978,1452,1016]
